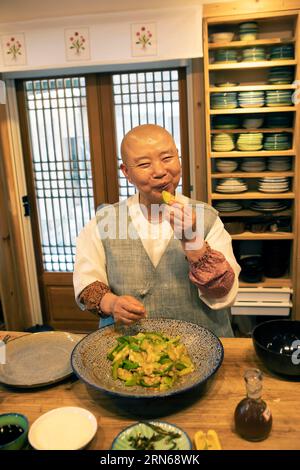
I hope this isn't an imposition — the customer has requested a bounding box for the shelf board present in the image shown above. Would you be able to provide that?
[231,231,294,240]
[211,128,294,134]
[210,107,296,114]
[211,191,295,199]
[209,60,296,70]
[239,277,292,288]
[212,171,294,178]
[211,150,295,157]
[208,38,295,50]
[218,209,292,217]
[209,85,297,92]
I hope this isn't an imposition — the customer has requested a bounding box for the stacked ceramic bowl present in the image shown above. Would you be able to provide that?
[211,92,238,109]
[237,133,263,151]
[238,91,265,108]
[214,201,243,212]
[215,178,248,193]
[215,159,239,173]
[267,157,292,171]
[250,200,288,213]
[242,47,266,62]
[212,133,235,151]
[242,116,264,129]
[240,157,266,172]
[263,133,292,150]
[266,113,292,128]
[214,49,238,63]
[239,22,258,41]
[268,66,294,84]
[215,81,239,88]
[210,32,235,43]
[212,115,240,129]
[258,176,290,193]
[270,44,294,60]
[265,90,293,106]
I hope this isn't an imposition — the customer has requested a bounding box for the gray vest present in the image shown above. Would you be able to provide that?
[97,199,233,337]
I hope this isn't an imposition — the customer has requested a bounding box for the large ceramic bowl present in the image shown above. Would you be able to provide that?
[71,319,224,398]
[252,320,300,377]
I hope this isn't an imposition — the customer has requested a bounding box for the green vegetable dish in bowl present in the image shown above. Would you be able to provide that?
[111,421,192,450]
[107,332,195,391]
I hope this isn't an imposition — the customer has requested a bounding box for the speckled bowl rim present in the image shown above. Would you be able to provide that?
[71,319,224,399]
[111,420,193,450]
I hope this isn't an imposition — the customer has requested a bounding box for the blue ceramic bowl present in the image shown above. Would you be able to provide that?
[252,320,300,377]
[0,413,29,450]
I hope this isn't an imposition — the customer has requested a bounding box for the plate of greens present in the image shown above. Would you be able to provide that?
[111,421,192,450]
[71,319,224,398]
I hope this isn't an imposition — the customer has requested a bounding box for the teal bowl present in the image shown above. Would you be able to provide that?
[0,413,29,450]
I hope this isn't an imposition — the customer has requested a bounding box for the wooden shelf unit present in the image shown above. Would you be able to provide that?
[203,10,299,318]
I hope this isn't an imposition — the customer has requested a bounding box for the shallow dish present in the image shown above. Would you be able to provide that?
[28,407,97,450]
[71,319,224,399]
[111,421,192,450]
[0,332,84,388]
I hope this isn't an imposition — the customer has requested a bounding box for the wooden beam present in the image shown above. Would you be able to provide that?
[204,0,300,18]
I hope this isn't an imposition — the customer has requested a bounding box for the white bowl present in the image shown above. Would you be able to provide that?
[211,32,235,43]
[28,407,97,450]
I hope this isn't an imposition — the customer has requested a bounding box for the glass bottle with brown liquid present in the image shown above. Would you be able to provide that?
[234,368,272,441]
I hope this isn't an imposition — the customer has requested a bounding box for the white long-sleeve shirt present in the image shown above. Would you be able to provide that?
[73,193,241,310]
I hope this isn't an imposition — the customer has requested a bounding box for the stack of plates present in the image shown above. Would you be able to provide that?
[240,158,266,172]
[216,178,248,193]
[267,157,292,171]
[258,176,290,193]
[270,44,294,60]
[265,90,293,106]
[212,115,240,129]
[214,49,238,63]
[212,133,235,151]
[214,201,243,212]
[238,91,265,107]
[263,133,292,150]
[211,92,238,109]
[239,22,258,41]
[250,200,289,212]
[266,113,292,128]
[268,66,294,84]
[237,133,263,151]
[216,159,239,173]
[242,47,266,62]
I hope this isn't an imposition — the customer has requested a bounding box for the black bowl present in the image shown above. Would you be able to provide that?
[252,320,300,377]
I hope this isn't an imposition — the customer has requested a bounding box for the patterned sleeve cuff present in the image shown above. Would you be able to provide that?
[79,281,111,318]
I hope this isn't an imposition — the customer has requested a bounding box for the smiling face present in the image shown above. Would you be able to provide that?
[120,125,181,206]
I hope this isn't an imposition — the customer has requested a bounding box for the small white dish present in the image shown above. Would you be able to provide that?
[28,407,97,450]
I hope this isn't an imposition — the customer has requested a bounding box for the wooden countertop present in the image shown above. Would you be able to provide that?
[0,332,299,450]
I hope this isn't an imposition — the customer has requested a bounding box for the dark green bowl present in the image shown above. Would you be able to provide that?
[0,413,29,450]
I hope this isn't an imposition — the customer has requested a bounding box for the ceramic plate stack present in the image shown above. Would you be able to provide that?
[265,90,293,106]
[258,176,290,193]
[212,115,240,129]
[263,133,292,150]
[216,177,248,193]
[240,157,266,172]
[250,200,289,212]
[267,157,292,171]
[214,201,243,212]
[212,133,235,151]
[238,91,265,108]
[215,159,239,173]
[242,47,266,62]
[237,133,263,151]
[211,92,238,109]
[266,113,292,128]
[239,22,258,41]
[270,44,294,60]
[268,66,294,84]
[214,49,238,63]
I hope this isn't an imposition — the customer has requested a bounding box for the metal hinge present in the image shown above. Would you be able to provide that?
[22,195,30,217]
